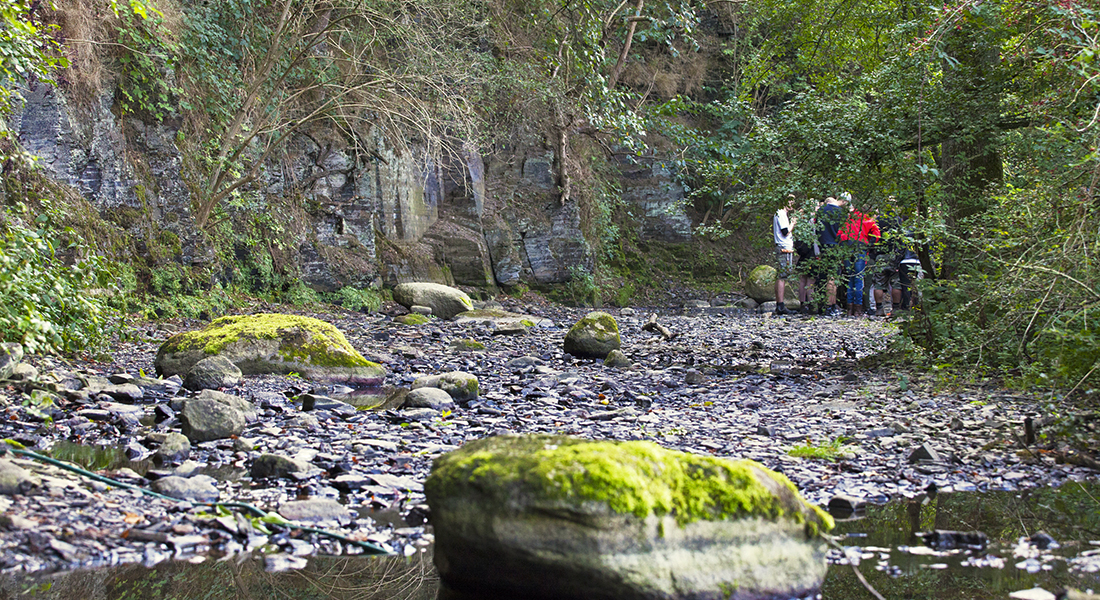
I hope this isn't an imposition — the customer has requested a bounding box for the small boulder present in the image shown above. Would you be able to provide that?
[603,349,632,368]
[393,283,473,320]
[277,499,352,525]
[412,371,479,404]
[180,397,246,443]
[155,313,384,387]
[184,355,243,391]
[0,343,23,381]
[563,311,621,359]
[251,454,316,479]
[154,432,191,464]
[150,475,219,503]
[410,305,433,315]
[0,460,38,495]
[426,435,833,600]
[8,363,38,383]
[404,387,456,411]
[746,265,799,304]
[195,389,258,422]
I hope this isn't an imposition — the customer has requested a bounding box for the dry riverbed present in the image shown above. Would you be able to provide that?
[0,298,1094,576]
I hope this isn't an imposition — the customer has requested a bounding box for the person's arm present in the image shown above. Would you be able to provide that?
[867,218,881,244]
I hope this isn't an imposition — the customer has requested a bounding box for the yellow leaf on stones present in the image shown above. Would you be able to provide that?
[123,513,143,524]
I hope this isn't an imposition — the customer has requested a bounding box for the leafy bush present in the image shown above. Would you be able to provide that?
[0,222,119,354]
[330,286,382,313]
[281,282,322,307]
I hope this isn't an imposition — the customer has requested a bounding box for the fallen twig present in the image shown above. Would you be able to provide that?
[642,314,677,341]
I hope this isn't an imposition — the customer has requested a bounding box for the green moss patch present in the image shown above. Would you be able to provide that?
[165,313,374,368]
[428,435,833,532]
[396,313,431,326]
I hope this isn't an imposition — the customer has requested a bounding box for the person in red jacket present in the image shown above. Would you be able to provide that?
[836,194,881,317]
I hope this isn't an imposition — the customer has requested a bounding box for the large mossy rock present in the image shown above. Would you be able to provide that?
[155,314,384,386]
[393,283,473,320]
[745,265,798,303]
[426,435,833,600]
[563,311,621,359]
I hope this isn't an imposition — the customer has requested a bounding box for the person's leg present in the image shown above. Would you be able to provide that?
[848,254,866,317]
[898,264,912,310]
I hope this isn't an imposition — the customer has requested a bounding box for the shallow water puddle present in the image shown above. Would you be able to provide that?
[5,482,1100,599]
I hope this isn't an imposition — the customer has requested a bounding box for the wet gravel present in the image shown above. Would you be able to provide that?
[0,299,1095,576]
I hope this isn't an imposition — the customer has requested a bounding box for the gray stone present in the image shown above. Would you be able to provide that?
[563,311,621,359]
[150,475,219,502]
[603,349,632,368]
[277,499,352,525]
[404,387,456,411]
[412,371,479,404]
[251,454,316,479]
[491,322,527,336]
[400,407,440,422]
[739,297,759,310]
[684,369,706,385]
[8,363,38,383]
[195,389,258,422]
[619,308,636,317]
[0,460,37,495]
[179,398,246,443]
[155,314,385,387]
[154,433,191,464]
[184,355,243,391]
[0,343,23,381]
[426,435,831,600]
[393,283,473,319]
[410,305,433,315]
[908,443,942,464]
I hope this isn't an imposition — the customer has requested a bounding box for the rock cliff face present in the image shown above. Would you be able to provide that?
[9,81,693,292]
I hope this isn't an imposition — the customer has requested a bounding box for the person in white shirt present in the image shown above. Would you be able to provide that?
[772,196,797,315]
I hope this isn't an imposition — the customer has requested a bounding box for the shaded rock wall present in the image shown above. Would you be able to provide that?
[8,81,692,292]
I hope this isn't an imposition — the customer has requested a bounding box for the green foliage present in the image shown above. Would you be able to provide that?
[787,437,851,462]
[280,282,322,307]
[0,0,68,114]
[0,219,120,354]
[330,286,382,313]
[116,9,179,121]
[564,265,600,307]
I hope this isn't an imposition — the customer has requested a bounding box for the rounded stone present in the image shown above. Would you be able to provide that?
[393,283,474,320]
[179,398,246,443]
[404,387,456,411]
[150,475,220,503]
[154,432,191,464]
[412,371,479,404]
[563,311,621,359]
[603,349,632,368]
[184,355,242,391]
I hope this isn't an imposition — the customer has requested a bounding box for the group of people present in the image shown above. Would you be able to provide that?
[772,193,921,318]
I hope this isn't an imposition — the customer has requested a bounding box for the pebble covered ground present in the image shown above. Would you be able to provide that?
[0,297,1095,577]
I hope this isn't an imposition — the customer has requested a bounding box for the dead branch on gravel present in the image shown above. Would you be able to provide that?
[642,314,676,341]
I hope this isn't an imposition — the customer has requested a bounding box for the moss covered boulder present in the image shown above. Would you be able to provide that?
[745,265,799,304]
[426,435,832,600]
[563,311,621,359]
[155,314,384,386]
[393,282,473,320]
